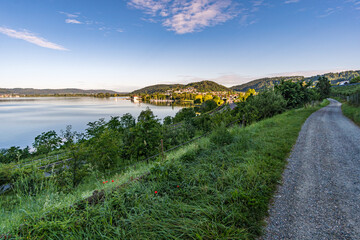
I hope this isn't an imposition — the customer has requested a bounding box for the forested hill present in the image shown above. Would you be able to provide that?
[305,70,360,84]
[231,76,304,92]
[231,70,360,92]
[0,88,122,95]
[131,80,231,94]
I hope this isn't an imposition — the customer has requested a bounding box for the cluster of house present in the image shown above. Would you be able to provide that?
[0,94,20,98]
[131,87,241,104]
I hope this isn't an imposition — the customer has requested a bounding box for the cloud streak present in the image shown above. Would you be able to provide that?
[284,0,300,4]
[0,27,68,51]
[128,0,246,34]
[65,19,82,24]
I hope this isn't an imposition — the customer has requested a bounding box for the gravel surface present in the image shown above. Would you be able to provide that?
[262,99,360,240]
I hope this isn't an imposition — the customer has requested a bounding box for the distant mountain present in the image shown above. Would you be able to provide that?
[230,76,304,92]
[132,80,231,95]
[230,70,360,92]
[0,88,124,95]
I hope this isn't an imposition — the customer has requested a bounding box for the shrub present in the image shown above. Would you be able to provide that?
[210,124,234,146]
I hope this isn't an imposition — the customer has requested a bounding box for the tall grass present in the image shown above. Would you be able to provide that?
[342,103,360,126]
[1,102,328,239]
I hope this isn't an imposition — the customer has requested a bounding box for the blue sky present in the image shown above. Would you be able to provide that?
[0,0,359,92]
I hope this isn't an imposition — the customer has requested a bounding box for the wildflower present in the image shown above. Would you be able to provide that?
[103,181,105,184]
[177,185,180,188]
[112,180,114,182]
[106,181,108,183]
[155,191,158,194]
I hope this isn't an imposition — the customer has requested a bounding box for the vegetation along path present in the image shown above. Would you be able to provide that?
[262,99,360,239]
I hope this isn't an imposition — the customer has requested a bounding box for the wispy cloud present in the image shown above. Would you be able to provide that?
[318,7,342,17]
[128,0,250,34]
[284,0,300,4]
[0,26,68,51]
[59,11,83,24]
[65,19,82,24]
[59,11,124,34]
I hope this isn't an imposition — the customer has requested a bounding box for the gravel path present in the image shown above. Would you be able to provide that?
[262,99,360,240]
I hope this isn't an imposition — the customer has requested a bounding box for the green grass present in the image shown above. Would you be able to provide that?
[1,101,328,239]
[342,103,360,126]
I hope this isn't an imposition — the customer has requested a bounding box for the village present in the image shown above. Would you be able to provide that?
[132,87,255,105]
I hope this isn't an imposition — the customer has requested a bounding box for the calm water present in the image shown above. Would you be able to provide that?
[0,97,183,149]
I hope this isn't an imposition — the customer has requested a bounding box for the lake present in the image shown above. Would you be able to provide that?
[0,97,183,149]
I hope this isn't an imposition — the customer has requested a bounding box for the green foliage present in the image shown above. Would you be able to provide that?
[9,106,324,239]
[235,90,287,125]
[200,99,218,113]
[331,84,360,96]
[132,80,230,95]
[231,70,360,92]
[275,80,312,108]
[173,107,196,123]
[350,76,360,84]
[12,168,49,196]
[86,118,107,138]
[342,103,360,126]
[315,76,331,99]
[0,146,31,164]
[231,76,305,92]
[86,129,123,174]
[210,124,234,146]
[33,131,62,156]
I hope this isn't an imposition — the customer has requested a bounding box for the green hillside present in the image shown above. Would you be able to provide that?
[305,70,360,85]
[131,80,230,95]
[231,70,360,92]
[231,76,304,92]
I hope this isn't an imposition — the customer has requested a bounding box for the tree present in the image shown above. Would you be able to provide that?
[204,94,213,102]
[315,76,331,99]
[201,99,218,113]
[120,113,136,129]
[275,80,312,108]
[350,76,360,84]
[173,108,196,123]
[194,95,203,104]
[87,128,122,174]
[61,126,87,188]
[163,116,173,125]
[86,118,106,139]
[129,108,162,160]
[33,131,61,156]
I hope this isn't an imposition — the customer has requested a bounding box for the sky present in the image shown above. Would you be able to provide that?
[0,0,359,92]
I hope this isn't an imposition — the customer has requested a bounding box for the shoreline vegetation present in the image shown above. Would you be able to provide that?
[0,77,333,239]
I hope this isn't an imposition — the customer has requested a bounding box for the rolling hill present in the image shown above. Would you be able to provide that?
[131,80,231,95]
[230,76,305,92]
[231,70,360,92]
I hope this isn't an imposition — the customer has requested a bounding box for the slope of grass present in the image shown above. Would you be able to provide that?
[2,101,328,239]
[342,103,360,126]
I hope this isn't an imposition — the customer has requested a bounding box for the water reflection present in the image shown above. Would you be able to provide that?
[0,97,184,148]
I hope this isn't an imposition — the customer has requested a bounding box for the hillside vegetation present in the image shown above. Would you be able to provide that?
[231,70,360,92]
[231,76,304,92]
[331,84,360,126]
[1,101,328,239]
[131,80,231,95]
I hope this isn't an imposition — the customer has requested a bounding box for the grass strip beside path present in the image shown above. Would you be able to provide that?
[342,103,360,126]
